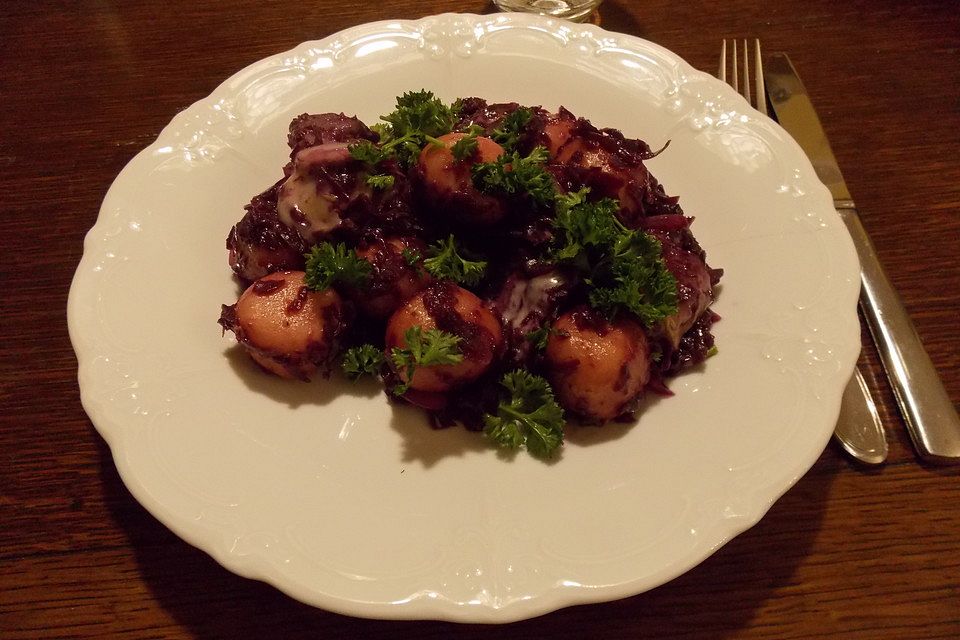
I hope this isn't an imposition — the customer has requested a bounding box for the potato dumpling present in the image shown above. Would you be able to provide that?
[541,113,576,157]
[385,282,503,392]
[221,270,345,380]
[545,308,651,422]
[657,237,714,348]
[351,236,431,318]
[276,143,371,243]
[226,183,306,283]
[416,132,507,226]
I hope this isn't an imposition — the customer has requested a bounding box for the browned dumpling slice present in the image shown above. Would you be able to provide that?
[385,282,502,393]
[545,308,651,422]
[220,271,345,380]
[415,133,507,226]
[350,236,432,318]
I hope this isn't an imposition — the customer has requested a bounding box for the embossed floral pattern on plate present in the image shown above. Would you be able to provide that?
[68,13,860,623]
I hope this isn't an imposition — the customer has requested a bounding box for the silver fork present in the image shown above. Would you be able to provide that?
[718,39,888,465]
[719,39,767,116]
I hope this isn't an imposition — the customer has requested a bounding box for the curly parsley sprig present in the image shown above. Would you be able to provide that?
[363,90,457,169]
[524,323,567,352]
[587,231,679,326]
[401,247,422,267]
[390,327,463,395]
[490,107,533,152]
[381,90,455,139]
[365,174,395,190]
[449,124,484,162]
[551,189,623,264]
[483,370,565,458]
[304,242,371,291]
[471,145,556,209]
[422,235,487,286]
[347,139,389,165]
[341,345,384,380]
[550,188,678,326]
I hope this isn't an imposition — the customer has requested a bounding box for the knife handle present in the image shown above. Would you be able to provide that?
[839,208,960,462]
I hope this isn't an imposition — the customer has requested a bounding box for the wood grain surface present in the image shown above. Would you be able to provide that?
[1,0,958,637]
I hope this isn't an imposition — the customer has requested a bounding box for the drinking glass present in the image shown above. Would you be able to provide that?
[492,0,604,23]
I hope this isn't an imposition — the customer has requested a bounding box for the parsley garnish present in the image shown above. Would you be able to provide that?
[449,125,484,161]
[471,146,556,208]
[422,234,487,286]
[524,324,553,352]
[524,324,567,352]
[586,231,678,326]
[390,326,463,395]
[483,370,565,458]
[373,90,456,169]
[550,188,678,326]
[450,135,478,161]
[382,90,455,138]
[347,140,394,190]
[365,174,395,190]
[348,139,389,165]
[341,345,384,380]
[491,107,533,152]
[304,242,371,291]
[551,189,623,265]
[400,247,422,267]
[348,140,396,189]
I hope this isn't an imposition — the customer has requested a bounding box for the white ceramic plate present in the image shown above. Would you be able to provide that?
[68,13,860,623]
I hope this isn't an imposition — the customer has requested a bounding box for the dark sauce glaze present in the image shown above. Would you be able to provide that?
[226,181,306,283]
[217,303,237,335]
[252,278,284,296]
[569,306,613,336]
[422,281,495,361]
[660,309,720,377]
[411,173,507,228]
[287,112,378,159]
[360,233,415,298]
[285,286,310,314]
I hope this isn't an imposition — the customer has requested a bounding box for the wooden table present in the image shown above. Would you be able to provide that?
[2,1,958,637]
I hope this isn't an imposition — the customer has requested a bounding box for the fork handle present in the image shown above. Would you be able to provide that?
[839,207,960,462]
[835,366,887,464]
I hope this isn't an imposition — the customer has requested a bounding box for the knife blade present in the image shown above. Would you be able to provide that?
[765,52,960,463]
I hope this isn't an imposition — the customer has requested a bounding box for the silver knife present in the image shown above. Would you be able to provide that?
[765,52,960,463]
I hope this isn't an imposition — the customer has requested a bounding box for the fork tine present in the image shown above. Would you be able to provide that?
[742,39,752,105]
[731,39,739,93]
[720,39,768,116]
[718,39,727,82]
[754,39,768,116]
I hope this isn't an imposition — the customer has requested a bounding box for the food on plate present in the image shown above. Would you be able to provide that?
[351,235,432,318]
[219,90,722,458]
[544,307,651,423]
[386,281,504,394]
[219,271,346,380]
[416,132,508,226]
